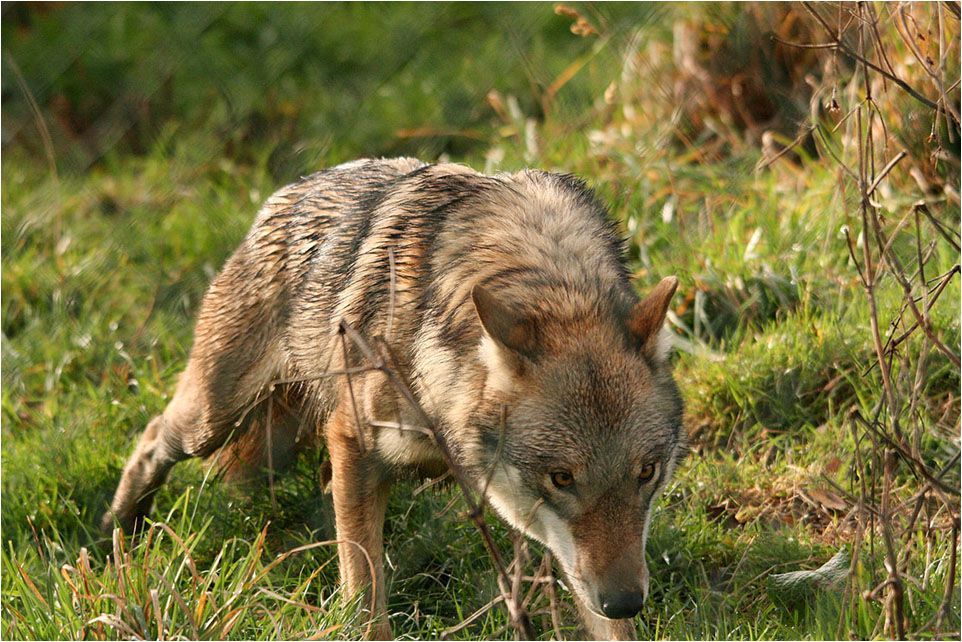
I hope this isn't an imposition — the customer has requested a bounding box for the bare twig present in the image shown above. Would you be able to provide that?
[880,450,907,639]
[266,394,277,511]
[755,124,818,171]
[802,2,941,111]
[815,5,962,636]
[386,247,397,342]
[934,524,959,629]
[338,328,368,454]
[542,552,565,641]
[866,151,907,196]
[439,595,505,639]
[916,202,961,252]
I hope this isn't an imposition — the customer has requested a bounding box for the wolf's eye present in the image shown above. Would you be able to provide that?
[639,462,658,485]
[550,471,574,489]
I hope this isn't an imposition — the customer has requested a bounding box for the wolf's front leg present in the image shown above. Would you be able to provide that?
[327,405,392,640]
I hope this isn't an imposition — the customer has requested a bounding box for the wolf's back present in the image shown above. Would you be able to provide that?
[198,157,632,431]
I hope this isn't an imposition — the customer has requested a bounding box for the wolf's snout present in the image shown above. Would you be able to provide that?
[599,589,646,619]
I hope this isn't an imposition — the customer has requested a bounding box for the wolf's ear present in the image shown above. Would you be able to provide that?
[627,276,678,363]
[472,285,538,360]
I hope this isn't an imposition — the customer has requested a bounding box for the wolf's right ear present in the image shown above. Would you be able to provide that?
[627,276,679,363]
[472,285,538,360]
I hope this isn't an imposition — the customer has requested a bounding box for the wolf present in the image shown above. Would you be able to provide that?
[102,157,686,640]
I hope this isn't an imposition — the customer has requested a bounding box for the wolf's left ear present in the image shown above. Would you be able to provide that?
[472,284,540,391]
[627,276,679,363]
[472,285,538,360]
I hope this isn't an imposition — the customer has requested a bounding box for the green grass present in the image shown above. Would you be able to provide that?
[2,3,960,640]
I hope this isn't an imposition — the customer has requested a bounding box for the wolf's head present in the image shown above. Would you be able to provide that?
[472,277,685,621]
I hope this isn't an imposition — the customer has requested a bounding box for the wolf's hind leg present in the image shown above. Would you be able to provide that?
[100,405,190,534]
[102,356,237,535]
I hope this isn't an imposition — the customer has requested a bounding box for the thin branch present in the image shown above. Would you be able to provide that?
[755,124,817,171]
[439,595,505,639]
[916,202,961,252]
[802,2,941,112]
[866,151,907,196]
[935,524,959,629]
[338,327,368,454]
[266,394,277,511]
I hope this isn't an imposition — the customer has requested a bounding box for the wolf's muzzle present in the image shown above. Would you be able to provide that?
[599,590,646,619]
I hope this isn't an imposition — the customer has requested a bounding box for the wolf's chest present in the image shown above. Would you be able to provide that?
[373,423,443,467]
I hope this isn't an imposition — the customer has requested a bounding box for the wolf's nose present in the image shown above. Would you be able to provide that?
[599,590,646,619]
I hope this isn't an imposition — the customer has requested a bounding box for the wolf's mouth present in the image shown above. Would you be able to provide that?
[585,604,617,620]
